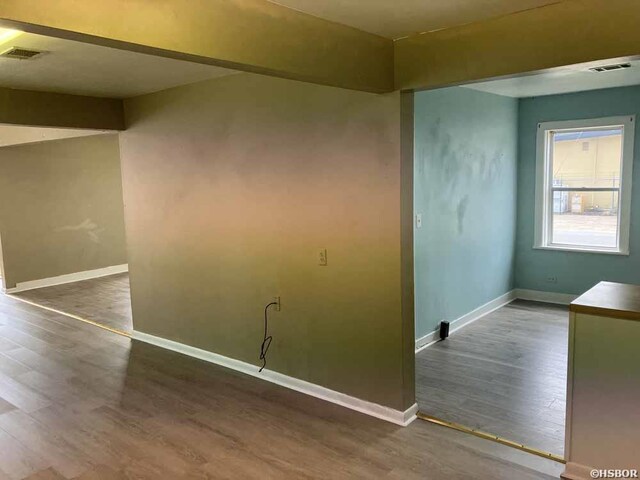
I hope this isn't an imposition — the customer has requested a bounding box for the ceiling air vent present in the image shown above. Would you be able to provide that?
[589,63,631,73]
[0,47,45,60]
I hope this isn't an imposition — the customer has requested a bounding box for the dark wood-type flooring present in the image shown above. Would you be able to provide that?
[11,274,132,334]
[416,300,568,457]
[0,292,564,479]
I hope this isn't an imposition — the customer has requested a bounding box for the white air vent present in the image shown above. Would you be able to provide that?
[589,63,631,73]
[0,47,45,60]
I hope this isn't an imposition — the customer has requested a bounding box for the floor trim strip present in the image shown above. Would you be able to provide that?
[4,293,131,338]
[416,412,566,464]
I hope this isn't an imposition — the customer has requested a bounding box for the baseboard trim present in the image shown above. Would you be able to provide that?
[415,290,517,353]
[515,288,578,305]
[414,329,440,353]
[415,289,581,352]
[4,264,128,293]
[561,462,595,480]
[132,330,418,427]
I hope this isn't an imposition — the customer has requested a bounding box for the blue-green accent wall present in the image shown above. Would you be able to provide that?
[414,87,518,340]
[515,85,640,294]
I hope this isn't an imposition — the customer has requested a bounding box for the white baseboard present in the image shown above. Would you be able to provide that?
[414,329,440,353]
[132,330,418,427]
[515,288,578,305]
[4,264,128,293]
[415,288,580,352]
[561,462,595,480]
[415,290,517,353]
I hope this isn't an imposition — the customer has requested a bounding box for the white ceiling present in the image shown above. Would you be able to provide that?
[0,29,238,99]
[0,125,111,148]
[463,60,640,98]
[269,0,561,39]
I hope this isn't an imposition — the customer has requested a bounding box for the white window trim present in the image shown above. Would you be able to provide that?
[534,115,635,255]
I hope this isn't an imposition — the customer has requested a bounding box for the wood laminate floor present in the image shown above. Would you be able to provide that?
[0,292,564,479]
[416,300,568,458]
[11,274,132,334]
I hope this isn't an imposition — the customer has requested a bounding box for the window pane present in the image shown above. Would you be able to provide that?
[552,128,623,189]
[552,190,619,248]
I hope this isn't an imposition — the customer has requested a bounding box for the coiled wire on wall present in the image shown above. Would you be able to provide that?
[259,301,278,372]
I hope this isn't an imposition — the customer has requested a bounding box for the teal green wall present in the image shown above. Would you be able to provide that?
[515,85,640,294]
[414,87,518,339]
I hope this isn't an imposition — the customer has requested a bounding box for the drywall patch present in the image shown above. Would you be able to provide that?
[55,218,104,243]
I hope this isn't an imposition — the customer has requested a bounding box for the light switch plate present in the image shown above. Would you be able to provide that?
[416,213,422,228]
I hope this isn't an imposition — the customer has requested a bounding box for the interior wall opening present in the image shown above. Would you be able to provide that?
[0,126,132,336]
[412,58,640,462]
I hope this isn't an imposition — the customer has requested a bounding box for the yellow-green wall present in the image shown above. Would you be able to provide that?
[119,73,413,410]
[0,134,127,288]
[0,0,393,93]
[0,87,124,130]
[394,0,640,91]
[5,0,640,94]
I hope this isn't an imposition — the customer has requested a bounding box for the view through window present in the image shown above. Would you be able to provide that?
[536,116,634,254]
[551,128,622,248]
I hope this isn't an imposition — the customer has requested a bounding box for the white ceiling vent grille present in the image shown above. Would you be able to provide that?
[0,47,45,60]
[589,63,631,73]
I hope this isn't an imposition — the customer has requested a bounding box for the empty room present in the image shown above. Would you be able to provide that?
[414,66,640,461]
[0,1,638,480]
[0,126,132,335]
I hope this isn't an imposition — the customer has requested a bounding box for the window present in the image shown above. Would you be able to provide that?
[534,116,635,254]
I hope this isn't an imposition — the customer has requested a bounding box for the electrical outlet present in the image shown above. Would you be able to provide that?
[318,248,328,266]
[546,276,558,284]
[416,213,422,229]
[273,296,281,311]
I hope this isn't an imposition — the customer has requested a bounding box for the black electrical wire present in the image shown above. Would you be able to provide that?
[259,301,278,372]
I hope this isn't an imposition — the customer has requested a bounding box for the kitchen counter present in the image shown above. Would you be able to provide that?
[570,281,640,321]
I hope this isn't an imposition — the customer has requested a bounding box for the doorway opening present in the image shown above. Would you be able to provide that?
[412,57,640,461]
[0,125,132,336]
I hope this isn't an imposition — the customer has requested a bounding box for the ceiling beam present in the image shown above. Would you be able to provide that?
[0,87,124,130]
[0,0,394,94]
[395,0,640,91]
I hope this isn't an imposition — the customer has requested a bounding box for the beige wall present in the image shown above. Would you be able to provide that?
[0,134,127,288]
[120,73,414,410]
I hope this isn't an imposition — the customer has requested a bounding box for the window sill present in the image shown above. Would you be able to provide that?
[533,244,629,256]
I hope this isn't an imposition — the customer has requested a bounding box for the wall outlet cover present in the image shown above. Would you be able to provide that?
[318,248,328,266]
[274,296,281,311]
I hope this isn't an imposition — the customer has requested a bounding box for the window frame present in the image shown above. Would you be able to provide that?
[534,115,635,255]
